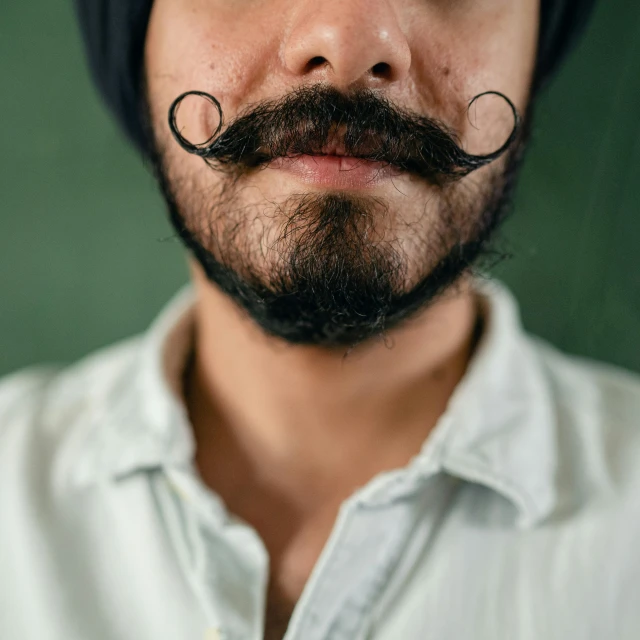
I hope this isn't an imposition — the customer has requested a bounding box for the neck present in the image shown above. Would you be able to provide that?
[184,261,482,513]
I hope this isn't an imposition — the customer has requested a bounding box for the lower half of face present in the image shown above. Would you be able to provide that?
[145,0,539,348]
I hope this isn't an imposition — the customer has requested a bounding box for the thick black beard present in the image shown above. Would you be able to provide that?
[144,87,531,348]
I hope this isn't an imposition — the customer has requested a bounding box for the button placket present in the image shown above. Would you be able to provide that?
[162,468,270,640]
[284,497,420,640]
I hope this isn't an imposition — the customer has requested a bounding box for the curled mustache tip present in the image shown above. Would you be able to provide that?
[466,90,521,164]
[168,90,224,157]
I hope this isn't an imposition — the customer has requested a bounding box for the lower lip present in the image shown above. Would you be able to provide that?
[269,155,399,189]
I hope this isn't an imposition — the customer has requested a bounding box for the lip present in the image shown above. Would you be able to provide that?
[269,154,400,189]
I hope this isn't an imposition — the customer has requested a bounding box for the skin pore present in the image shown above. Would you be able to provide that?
[144,0,538,635]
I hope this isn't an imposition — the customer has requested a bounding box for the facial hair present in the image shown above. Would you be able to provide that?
[145,84,530,348]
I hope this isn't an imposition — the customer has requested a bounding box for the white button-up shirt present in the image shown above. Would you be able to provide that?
[1,277,639,640]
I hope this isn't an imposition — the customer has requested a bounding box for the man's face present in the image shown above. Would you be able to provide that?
[144,0,539,347]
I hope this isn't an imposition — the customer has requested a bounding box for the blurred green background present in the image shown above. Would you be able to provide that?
[1,0,639,378]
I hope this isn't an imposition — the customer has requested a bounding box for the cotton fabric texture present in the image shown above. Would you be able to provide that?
[74,0,598,153]
[1,277,639,640]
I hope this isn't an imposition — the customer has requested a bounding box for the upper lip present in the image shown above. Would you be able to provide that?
[315,126,383,159]
[315,125,348,156]
[318,136,347,156]
[262,125,383,160]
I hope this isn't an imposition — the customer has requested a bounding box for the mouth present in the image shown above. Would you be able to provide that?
[266,127,400,189]
[269,155,398,189]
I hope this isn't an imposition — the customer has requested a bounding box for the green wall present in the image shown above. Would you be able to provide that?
[1,1,639,377]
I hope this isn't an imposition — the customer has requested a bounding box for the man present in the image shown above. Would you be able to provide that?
[1,0,639,638]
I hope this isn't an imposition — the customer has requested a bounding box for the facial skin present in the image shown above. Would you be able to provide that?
[144,0,539,349]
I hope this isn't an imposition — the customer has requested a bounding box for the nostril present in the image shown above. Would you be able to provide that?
[305,56,329,73]
[371,62,392,78]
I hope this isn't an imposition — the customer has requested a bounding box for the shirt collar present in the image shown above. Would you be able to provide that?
[71,284,198,486]
[72,277,557,528]
[386,275,558,529]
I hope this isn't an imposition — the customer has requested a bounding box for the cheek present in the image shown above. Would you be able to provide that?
[405,0,538,147]
[145,0,284,146]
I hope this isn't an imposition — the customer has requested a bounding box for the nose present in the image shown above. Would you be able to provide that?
[282,0,412,89]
